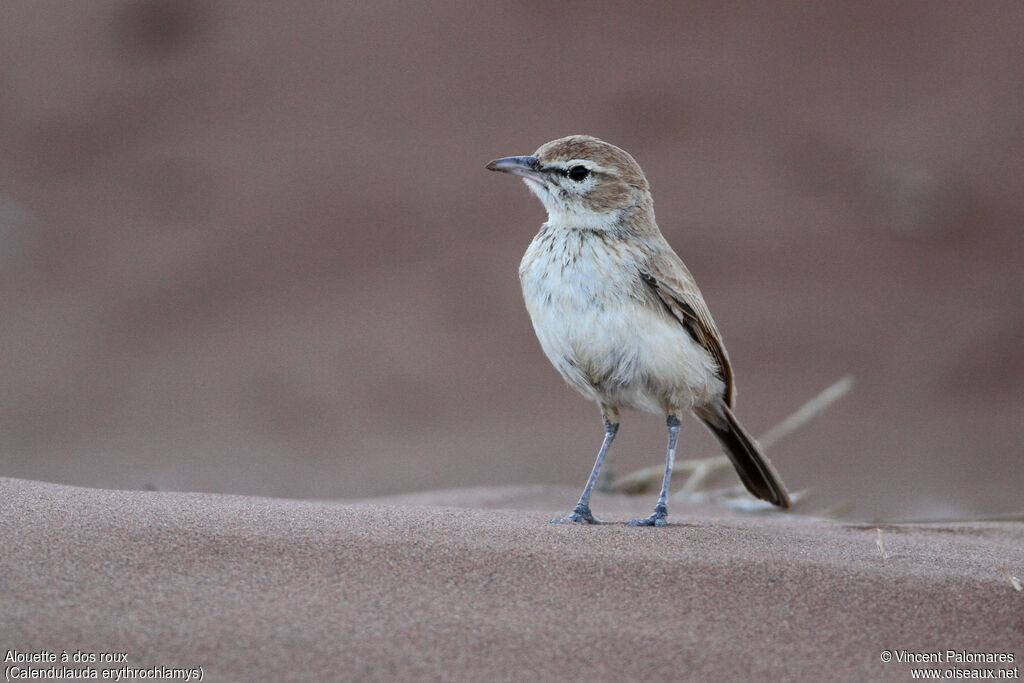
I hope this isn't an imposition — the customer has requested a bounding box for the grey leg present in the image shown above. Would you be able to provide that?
[629,415,681,527]
[552,419,619,524]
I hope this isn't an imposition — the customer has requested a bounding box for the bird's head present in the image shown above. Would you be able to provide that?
[486,135,651,230]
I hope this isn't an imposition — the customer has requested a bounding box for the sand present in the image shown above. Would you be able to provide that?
[2,477,1020,682]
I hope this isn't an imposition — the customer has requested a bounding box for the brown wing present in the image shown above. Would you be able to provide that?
[638,258,735,408]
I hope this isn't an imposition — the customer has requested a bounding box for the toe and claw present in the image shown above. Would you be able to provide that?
[627,504,668,527]
[551,504,602,524]
[551,504,670,526]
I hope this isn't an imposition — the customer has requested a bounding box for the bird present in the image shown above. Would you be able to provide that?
[485,135,791,526]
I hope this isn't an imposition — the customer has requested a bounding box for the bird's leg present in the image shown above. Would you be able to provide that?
[629,414,681,527]
[552,407,619,524]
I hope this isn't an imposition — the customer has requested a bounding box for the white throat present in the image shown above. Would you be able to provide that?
[522,178,622,232]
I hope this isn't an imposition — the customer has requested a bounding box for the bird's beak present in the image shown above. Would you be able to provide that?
[485,155,541,178]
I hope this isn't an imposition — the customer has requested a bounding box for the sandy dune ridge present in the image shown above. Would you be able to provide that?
[1,477,1021,681]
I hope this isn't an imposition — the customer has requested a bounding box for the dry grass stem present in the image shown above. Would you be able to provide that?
[755,375,854,451]
[1000,566,1022,592]
[686,486,812,513]
[807,502,856,520]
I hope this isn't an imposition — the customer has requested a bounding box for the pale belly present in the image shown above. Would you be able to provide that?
[519,230,723,413]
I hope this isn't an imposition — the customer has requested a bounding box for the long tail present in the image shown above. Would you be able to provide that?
[700,404,791,508]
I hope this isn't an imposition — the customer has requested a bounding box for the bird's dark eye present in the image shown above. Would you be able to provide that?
[566,165,590,182]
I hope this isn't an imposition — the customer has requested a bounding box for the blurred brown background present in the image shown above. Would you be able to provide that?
[1,1,1020,520]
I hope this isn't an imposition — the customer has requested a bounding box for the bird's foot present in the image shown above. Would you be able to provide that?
[551,504,601,524]
[628,504,668,527]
